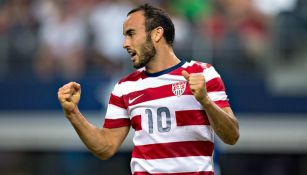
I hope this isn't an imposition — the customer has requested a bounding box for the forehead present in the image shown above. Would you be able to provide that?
[123,11,145,31]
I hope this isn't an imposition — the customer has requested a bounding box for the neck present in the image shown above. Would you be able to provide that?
[145,46,180,74]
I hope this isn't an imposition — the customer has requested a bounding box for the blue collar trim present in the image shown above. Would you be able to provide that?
[145,59,186,77]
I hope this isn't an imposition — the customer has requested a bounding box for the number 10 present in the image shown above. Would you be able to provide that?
[145,107,171,134]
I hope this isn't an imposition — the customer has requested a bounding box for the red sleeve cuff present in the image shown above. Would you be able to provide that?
[214,100,230,108]
[103,118,131,128]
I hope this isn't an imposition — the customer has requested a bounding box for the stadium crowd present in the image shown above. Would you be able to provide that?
[1,0,304,81]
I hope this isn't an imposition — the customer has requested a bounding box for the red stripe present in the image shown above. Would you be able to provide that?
[119,70,146,84]
[168,62,211,76]
[176,110,210,126]
[109,94,126,109]
[134,171,214,175]
[131,115,142,131]
[214,100,229,108]
[124,83,192,106]
[103,118,130,128]
[132,141,213,159]
[206,78,225,92]
[123,78,227,107]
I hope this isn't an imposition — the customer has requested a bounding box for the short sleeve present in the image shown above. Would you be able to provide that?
[203,65,230,108]
[103,82,130,128]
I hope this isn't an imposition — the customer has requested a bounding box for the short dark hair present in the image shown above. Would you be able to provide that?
[127,3,175,46]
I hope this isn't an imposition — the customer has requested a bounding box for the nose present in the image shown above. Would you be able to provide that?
[123,37,130,49]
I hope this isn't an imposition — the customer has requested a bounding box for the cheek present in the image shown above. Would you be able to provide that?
[135,42,145,55]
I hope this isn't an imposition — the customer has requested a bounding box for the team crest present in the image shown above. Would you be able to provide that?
[172,81,187,97]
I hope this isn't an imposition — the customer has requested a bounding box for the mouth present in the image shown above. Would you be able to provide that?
[127,50,137,60]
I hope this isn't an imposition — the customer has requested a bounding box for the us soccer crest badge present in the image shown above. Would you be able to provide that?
[172,81,186,97]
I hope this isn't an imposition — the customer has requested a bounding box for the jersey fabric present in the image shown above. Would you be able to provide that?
[103,60,229,175]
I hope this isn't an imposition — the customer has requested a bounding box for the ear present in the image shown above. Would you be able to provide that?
[151,26,164,43]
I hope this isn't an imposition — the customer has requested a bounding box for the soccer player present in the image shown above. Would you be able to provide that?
[58,4,239,175]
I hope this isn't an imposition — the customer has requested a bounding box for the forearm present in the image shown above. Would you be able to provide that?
[65,108,113,159]
[181,70,239,144]
[200,96,239,145]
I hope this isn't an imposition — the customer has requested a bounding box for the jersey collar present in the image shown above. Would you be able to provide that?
[145,59,186,77]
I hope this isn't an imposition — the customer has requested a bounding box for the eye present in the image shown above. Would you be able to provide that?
[128,32,134,37]
[125,29,135,37]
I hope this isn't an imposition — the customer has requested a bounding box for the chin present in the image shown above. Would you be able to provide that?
[133,63,143,69]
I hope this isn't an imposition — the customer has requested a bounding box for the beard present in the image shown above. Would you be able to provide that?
[133,34,156,69]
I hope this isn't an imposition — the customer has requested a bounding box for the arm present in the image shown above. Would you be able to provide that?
[182,71,239,145]
[57,82,130,159]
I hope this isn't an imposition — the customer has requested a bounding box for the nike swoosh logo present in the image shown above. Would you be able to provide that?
[129,94,144,104]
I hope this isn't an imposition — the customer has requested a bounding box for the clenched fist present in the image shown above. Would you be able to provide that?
[182,70,208,102]
[57,82,81,114]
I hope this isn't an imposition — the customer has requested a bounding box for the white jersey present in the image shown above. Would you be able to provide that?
[103,60,229,175]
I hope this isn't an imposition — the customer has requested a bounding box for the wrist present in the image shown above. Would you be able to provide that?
[199,95,212,109]
[64,106,80,119]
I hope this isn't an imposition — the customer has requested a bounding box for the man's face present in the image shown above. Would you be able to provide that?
[123,11,156,69]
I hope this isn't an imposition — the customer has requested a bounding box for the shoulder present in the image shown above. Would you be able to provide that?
[184,60,213,73]
[111,69,145,96]
[118,68,145,84]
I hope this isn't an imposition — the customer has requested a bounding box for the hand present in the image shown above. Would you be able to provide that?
[182,70,208,102]
[57,82,81,114]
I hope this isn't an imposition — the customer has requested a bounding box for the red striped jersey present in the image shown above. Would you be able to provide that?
[103,60,229,175]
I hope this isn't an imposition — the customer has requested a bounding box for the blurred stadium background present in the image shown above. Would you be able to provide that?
[0,0,306,174]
